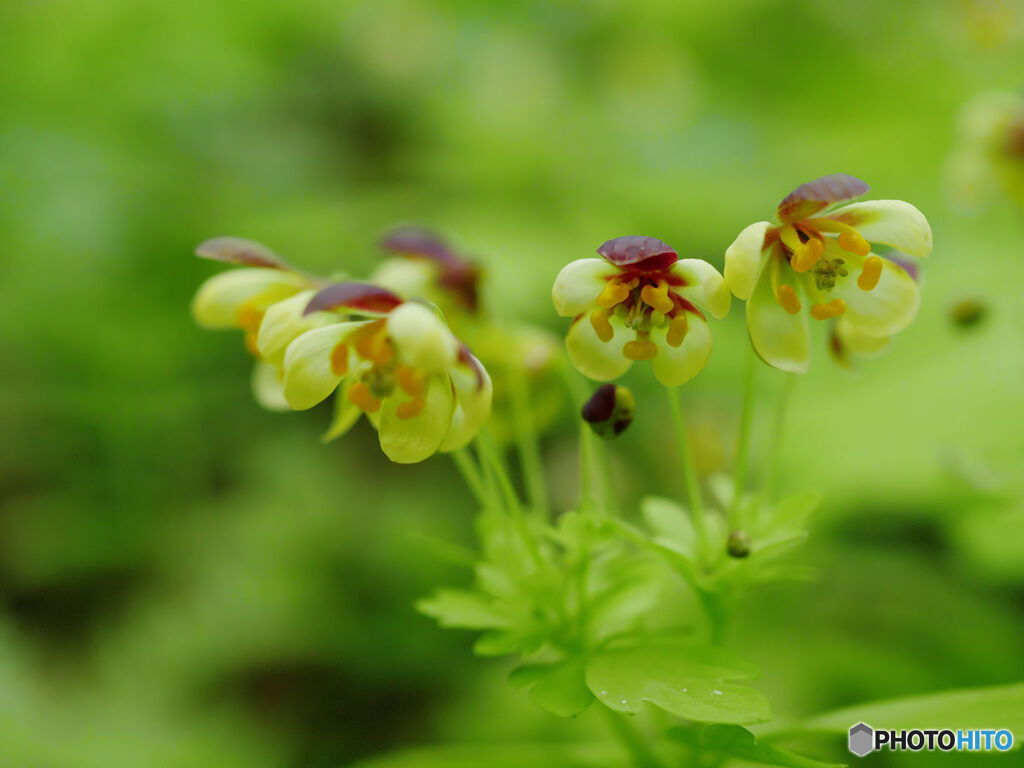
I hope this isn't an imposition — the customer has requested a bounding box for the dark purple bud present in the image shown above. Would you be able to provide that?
[581,384,635,439]
[304,282,403,316]
[597,236,677,271]
[777,174,870,223]
[195,237,293,270]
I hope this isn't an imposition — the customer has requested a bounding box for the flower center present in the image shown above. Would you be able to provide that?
[332,320,430,419]
[590,273,696,358]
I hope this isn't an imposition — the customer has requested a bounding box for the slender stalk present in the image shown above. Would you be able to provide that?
[601,707,665,768]
[560,365,598,512]
[594,437,617,516]
[665,386,707,556]
[450,448,490,510]
[477,430,543,569]
[764,372,795,501]
[729,349,758,530]
[508,366,549,518]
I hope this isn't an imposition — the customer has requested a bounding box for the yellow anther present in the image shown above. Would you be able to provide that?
[589,309,614,342]
[640,281,674,314]
[597,280,631,309]
[396,365,425,397]
[775,283,802,315]
[347,381,382,413]
[237,304,264,333]
[355,327,394,365]
[810,298,847,321]
[396,396,426,420]
[622,339,658,360]
[838,230,871,257]
[780,225,823,273]
[857,256,883,291]
[330,343,349,376]
[666,313,689,348]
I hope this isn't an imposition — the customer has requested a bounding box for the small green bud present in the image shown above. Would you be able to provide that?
[727,530,751,558]
[581,384,635,439]
[949,297,987,329]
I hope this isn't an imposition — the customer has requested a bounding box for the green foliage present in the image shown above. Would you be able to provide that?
[671,725,844,768]
[803,682,1024,735]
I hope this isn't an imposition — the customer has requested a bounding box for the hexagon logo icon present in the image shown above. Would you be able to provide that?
[849,722,874,757]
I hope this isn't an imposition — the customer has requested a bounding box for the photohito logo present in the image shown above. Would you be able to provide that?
[848,723,1014,757]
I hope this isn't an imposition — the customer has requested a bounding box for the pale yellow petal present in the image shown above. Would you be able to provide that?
[671,259,731,319]
[552,259,613,317]
[832,253,920,337]
[386,302,458,374]
[378,375,455,464]
[828,200,932,259]
[724,221,771,300]
[565,313,633,381]
[282,322,367,410]
[649,313,712,387]
[256,289,337,369]
[746,254,809,374]
[439,358,493,452]
[192,268,306,329]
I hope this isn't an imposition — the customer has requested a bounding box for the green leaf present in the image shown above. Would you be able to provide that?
[349,743,611,768]
[510,658,594,717]
[585,639,771,724]
[766,492,822,532]
[803,682,1024,735]
[641,496,696,557]
[416,589,511,629]
[671,724,844,768]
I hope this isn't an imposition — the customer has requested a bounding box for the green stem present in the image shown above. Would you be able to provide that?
[665,386,707,557]
[764,372,795,501]
[451,448,490,510]
[594,438,617,516]
[560,365,598,512]
[601,707,665,768]
[477,430,543,569]
[508,366,549,518]
[729,349,758,530]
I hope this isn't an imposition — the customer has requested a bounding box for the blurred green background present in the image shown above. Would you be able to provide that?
[3,0,1024,765]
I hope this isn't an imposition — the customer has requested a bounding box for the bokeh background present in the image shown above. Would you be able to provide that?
[3,0,1024,765]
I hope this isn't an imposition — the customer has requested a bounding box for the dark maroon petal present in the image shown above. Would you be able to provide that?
[776,174,870,223]
[195,237,292,270]
[380,226,481,312]
[457,345,487,390]
[596,236,677,270]
[303,282,403,316]
[381,226,458,266]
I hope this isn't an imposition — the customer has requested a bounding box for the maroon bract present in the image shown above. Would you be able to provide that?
[597,236,678,272]
[304,282,404,316]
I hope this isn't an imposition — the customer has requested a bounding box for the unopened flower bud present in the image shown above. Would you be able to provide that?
[949,297,987,329]
[581,384,634,439]
[727,530,751,558]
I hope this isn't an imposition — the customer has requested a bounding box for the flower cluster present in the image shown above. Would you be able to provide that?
[192,235,491,463]
[949,91,1024,211]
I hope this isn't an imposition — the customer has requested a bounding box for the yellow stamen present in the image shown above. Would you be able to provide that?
[347,381,382,413]
[236,304,264,333]
[597,280,630,309]
[354,327,394,365]
[775,283,801,315]
[666,313,688,348]
[396,365,425,397]
[330,343,349,376]
[857,256,883,291]
[810,298,847,321]
[623,339,658,360]
[589,309,614,342]
[396,396,426,420]
[640,281,674,314]
[780,225,823,273]
[808,217,872,257]
[838,231,871,257]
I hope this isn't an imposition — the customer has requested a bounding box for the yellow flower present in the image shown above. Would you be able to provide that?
[724,174,932,373]
[282,284,492,463]
[191,237,337,409]
[552,236,730,387]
